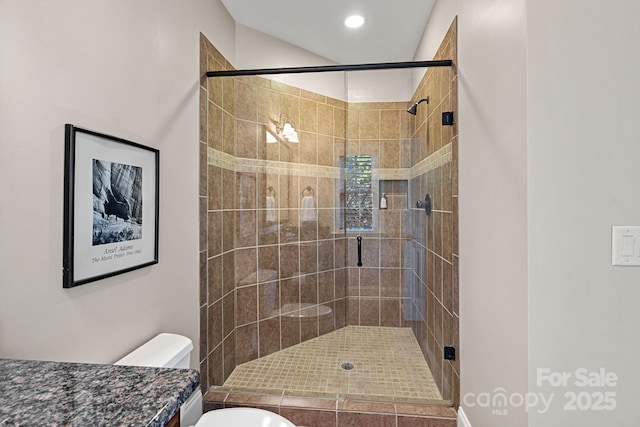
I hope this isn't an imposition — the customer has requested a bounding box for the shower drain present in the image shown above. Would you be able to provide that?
[340,362,355,371]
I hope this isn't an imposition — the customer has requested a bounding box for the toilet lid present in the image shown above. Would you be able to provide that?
[195,408,295,427]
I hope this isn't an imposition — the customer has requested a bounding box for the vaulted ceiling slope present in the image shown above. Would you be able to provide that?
[220,0,436,65]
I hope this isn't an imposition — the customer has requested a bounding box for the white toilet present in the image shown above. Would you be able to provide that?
[196,407,295,427]
[114,333,295,427]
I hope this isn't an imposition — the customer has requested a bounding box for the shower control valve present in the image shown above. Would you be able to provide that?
[416,193,432,216]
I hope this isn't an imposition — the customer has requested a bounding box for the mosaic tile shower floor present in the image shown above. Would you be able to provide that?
[221,326,443,402]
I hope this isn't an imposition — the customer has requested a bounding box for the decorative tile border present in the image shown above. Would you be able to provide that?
[208,148,236,171]
[207,143,451,180]
[411,143,452,178]
[208,147,340,178]
[375,168,410,180]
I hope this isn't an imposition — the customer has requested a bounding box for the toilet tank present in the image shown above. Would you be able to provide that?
[114,333,193,369]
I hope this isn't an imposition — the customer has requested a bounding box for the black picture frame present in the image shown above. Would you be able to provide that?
[63,124,159,288]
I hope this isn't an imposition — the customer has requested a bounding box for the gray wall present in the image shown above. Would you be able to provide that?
[420,0,640,426]
[0,0,235,368]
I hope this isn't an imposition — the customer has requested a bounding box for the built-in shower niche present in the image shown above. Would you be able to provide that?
[379,179,408,210]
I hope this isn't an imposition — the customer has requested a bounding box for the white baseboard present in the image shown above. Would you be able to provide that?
[457,407,472,427]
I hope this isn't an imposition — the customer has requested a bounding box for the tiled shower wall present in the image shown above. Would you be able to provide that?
[345,102,413,327]
[342,19,459,405]
[199,36,236,390]
[199,34,348,389]
[407,18,459,405]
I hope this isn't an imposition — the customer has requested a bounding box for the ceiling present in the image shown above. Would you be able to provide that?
[220,0,437,65]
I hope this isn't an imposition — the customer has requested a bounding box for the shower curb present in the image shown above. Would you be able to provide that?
[203,389,456,427]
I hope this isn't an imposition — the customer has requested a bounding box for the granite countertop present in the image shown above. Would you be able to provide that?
[0,358,200,427]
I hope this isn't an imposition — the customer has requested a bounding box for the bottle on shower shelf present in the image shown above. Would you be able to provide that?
[380,193,388,210]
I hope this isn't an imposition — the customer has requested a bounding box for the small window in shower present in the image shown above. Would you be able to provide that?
[340,155,373,231]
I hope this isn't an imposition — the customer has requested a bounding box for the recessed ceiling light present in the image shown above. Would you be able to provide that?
[344,15,365,29]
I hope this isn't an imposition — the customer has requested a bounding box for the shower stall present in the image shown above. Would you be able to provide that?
[198,18,458,417]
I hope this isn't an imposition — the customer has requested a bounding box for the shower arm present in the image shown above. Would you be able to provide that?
[206,59,453,78]
[407,97,430,115]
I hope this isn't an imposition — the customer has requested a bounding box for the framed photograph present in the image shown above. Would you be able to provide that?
[63,124,159,288]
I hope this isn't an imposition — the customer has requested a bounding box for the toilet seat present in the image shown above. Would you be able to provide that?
[194,408,295,427]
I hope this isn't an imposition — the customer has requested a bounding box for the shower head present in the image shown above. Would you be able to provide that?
[407,97,430,115]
